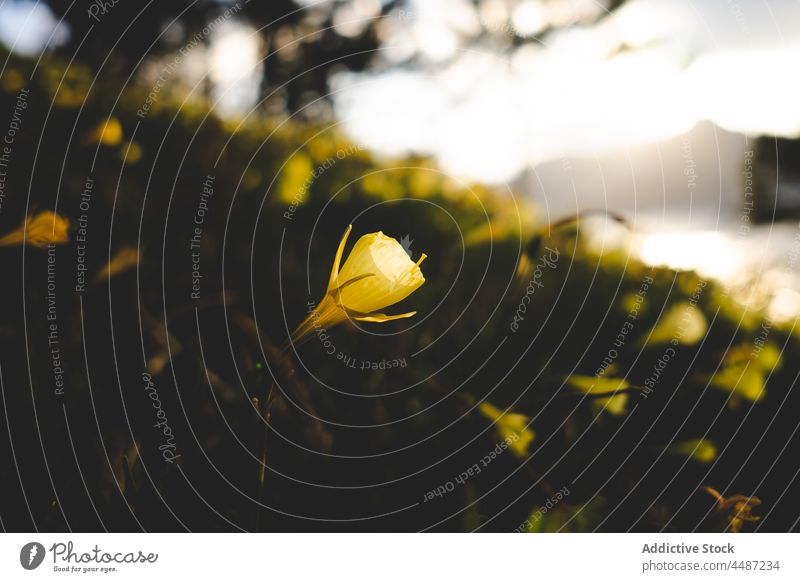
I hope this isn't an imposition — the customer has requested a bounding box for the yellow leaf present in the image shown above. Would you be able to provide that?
[119,140,143,164]
[478,401,535,457]
[645,302,707,346]
[710,364,766,402]
[95,246,140,282]
[278,153,313,205]
[567,375,629,416]
[666,438,717,463]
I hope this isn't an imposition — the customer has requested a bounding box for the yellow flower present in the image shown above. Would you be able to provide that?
[291,225,427,344]
[0,211,70,248]
[87,117,123,146]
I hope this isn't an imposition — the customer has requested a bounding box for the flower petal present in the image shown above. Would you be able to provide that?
[351,311,417,323]
[337,232,425,313]
[327,224,352,290]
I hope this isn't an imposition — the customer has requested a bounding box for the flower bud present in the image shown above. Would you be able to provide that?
[291,225,426,345]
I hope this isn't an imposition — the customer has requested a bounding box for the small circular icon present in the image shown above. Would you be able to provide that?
[20,542,46,570]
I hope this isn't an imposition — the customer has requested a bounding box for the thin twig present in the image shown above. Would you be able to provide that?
[254,382,276,532]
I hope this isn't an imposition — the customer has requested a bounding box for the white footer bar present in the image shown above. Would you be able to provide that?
[1,533,796,581]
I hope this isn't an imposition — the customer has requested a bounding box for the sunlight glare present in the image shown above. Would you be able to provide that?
[638,231,742,282]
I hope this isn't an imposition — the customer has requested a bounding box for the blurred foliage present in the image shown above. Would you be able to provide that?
[0,45,798,533]
[526,497,606,533]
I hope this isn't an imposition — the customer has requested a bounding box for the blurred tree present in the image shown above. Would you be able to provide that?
[40,0,636,116]
[752,136,800,222]
[43,0,400,114]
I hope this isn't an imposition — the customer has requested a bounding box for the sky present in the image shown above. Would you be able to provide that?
[0,0,68,55]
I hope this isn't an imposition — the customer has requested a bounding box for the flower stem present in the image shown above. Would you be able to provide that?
[255,380,275,532]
